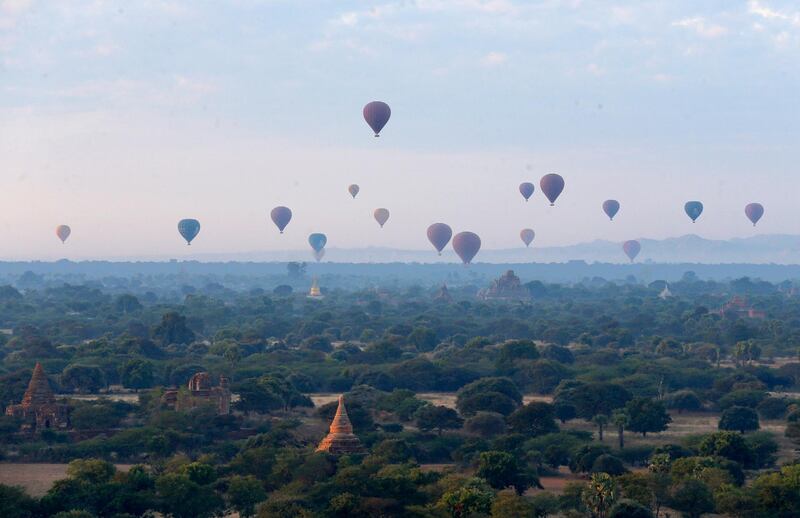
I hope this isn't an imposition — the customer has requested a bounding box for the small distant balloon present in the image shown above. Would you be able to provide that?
[56,225,71,244]
[520,228,535,247]
[602,200,620,221]
[623,240,641,262]
[519,182,535,202]
[308,233,327,252]
[313,248,325,262]
[270,206,292,234]
[374,208,390,228]
[684,201,703,223]
[363,101,391,137]
[452,231,481,265]
[178,219,200,245]
[540,173,565,206]
[745,203,764,226]
[427,223,453,255]
[348,184,360,198]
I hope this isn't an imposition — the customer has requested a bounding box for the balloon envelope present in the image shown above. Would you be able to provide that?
[363,101,391,137]
[452,231,481,264]
[602,200,620,221]
[540,174,565,206]
[684,201,703,222]
[623,240,641,262]
[520,228,535,247]
[270,206,292,233]
[308,233,327,252]
[745,203,764,226]
[348,184,360,198]
[519,182,535,202]
[374,208,390,228]
[56,225,71,243]
[427,223,453,255]
[178,219,200,245]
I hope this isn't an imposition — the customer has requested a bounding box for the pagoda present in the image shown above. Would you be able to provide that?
[316,395,365,454]
[308,277,323,298]
[5,363,70,431]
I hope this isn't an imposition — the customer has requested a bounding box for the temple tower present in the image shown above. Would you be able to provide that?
[316,395,365,454]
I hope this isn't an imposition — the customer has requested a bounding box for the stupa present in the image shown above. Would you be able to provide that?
[316,395,365,454]
[5,363,70,431]
[308,277,323,298]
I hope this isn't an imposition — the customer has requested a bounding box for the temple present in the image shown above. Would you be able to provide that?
[316,395,365,454]
[5,363,70,432]
[479,270,529,300]
[308,277,323,298]
[434,283,452,303]
[715,296,766,320]
[162,372,231,414]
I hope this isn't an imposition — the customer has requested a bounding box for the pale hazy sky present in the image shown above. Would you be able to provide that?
[2,0,800,260]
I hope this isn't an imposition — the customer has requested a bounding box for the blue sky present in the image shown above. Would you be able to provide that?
[1,0,800,260]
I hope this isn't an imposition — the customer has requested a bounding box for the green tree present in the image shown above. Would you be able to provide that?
[0,484,38,518]
[718,406,760,434]
[507,402,559,437]
[669,479,715,518]
[593,414,609,442]
[490,490,537,517]
[61,364,106,393]
[155,473,223,518]
[226,475,267,517]
[120,358,155,390]
[465,412,507,437]
[608,499,654,518]
[582,473,617,518]
[152,312,196,346]
[66,459,115,484]
[477,451,538,495]
[612,410,629,449]
[438,478,495,518]
[414,405,463,435]
[624,398,671,437]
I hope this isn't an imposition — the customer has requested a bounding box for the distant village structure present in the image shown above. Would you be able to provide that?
[715,296,766,319]
[5,363,70,432]
[434,283,452,303]
[316,395,365,454]
[162,372,231,414]
[479,270,529,300]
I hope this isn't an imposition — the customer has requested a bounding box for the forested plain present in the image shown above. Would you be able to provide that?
[1,266,799,517]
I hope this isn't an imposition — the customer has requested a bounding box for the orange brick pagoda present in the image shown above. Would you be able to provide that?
[5,363,70,431]
[316,395,365,454]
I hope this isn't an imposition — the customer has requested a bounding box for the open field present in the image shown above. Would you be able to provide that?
[307,392,553,409]
[0,463,133,497]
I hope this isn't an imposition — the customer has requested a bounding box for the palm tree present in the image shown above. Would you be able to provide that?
[592,414,609,442]
[612,410,628,450]
[581,472,617,518]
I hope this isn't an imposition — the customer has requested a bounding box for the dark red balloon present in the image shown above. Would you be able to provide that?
[452,231,481,264]
[363,101,391,137]
[745,203,764,226]
[540,173,565,206]
[602,200,620,221]
[520,228,535,247]
[519,182,534,202]
[427,223,452,255]
[623,240,641,262]
[270,206,292,233]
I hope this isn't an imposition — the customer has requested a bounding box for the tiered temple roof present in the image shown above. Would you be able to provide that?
[316,395,365,454]
[6,363,70,431]
[21,363,55,407]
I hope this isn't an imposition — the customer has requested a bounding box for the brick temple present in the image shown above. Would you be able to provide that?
[316,395,365,454]
[161,372,231,414]
[5,363,70,432]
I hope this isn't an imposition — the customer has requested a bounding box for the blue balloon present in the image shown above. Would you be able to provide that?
[684,201,704,223]
[308,233,327,252]
[178,219,200,245]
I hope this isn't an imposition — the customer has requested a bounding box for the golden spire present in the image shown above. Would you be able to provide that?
[316,395,365,454]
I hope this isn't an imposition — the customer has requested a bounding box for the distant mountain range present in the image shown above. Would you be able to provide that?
[179,234,800,265]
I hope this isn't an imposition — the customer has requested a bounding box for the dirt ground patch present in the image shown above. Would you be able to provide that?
[0,463,134,497]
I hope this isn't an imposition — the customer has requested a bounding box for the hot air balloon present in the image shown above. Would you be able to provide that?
[348,184,360,199]
[374,208,390,228]
[56,225,71,244]
[308,233,327,252]
[540,173,565,206]
[745,203,764,226]
[270,206,292,234]
[519,182,535,202]
[313,248,325,262]
[623,240,641,262]
[427,223,452,255]
[684,201,703,223]
[520,228,535,247]
[452,231,481,264]
[363,101,391,137]
[602,200,620,221]
[178,219,200,245]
